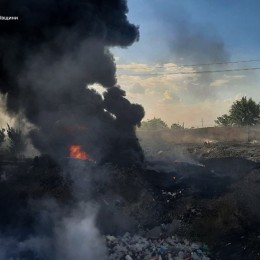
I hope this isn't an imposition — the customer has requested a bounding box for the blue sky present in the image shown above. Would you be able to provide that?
[116,0,260,61]
[112,0,260,127]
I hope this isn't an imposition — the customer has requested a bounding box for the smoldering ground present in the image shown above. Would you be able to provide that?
[0,153,142,259]
[0,200,106,259]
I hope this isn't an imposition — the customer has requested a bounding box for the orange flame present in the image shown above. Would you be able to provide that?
[70,145,88,160]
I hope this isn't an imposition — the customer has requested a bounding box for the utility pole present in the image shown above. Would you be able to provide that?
[247,124,250,142]
[201,118,204,128]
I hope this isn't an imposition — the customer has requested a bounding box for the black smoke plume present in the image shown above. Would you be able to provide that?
[0,0,144,165]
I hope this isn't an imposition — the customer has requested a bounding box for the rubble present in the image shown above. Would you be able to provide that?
[106,233,210,260]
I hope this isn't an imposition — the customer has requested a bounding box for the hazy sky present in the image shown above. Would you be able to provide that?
[112,0,260,127]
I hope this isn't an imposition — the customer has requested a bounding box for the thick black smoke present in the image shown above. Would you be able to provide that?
[0,0,144,165]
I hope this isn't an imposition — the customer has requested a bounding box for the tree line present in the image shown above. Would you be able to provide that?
[140,97,260,130]
[140,118,185,131]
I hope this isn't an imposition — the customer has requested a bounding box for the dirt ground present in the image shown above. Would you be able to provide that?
[185,142,260,163]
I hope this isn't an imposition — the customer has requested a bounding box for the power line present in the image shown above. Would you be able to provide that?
[166,67,260,75]
[159,59,260,68]
[117,58,260,70]
[117,67,260,76]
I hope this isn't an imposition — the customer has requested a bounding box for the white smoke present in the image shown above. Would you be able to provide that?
[55,203,106,260]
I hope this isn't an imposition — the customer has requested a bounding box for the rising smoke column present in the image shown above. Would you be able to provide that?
[0,0,145,165]
[147,1,230,100]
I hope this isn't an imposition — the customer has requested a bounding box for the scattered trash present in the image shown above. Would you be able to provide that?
[106,233,210,259]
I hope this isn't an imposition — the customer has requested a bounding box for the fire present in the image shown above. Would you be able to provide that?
[70,145,88,160]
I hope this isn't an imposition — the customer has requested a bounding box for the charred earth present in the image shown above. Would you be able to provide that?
[1,142,260,259]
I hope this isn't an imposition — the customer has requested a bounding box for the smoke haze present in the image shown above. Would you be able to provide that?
[156,2,230,100]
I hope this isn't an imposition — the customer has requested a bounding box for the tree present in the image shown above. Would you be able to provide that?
[6,124,26,157]
[229,97,260,126]
[215,114,233,127]
[215,97,260,127]
[171,123,184,130]
[141,118,168,130]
